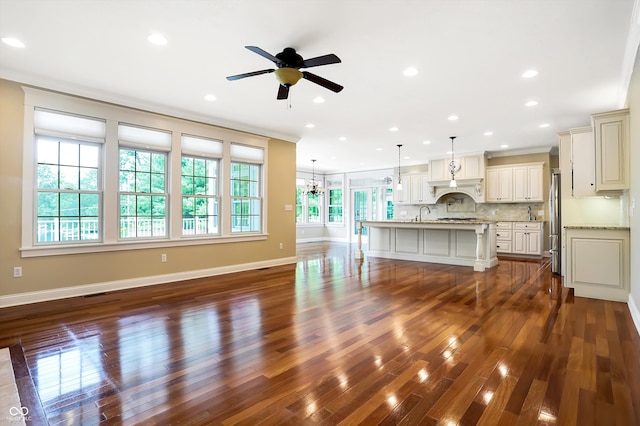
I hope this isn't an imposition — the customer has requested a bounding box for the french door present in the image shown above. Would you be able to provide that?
[351,188,373,244]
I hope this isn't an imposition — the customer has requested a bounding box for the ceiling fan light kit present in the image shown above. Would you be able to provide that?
[226,46,343,100]
[274,68,303,87]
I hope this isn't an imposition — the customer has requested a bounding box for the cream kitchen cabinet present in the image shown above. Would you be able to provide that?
[495,222,513,253]
[429,154,486,182]
[570,126,597,197]
[394,173,435,205]
[513,163,544,202]
[486,167,513,202]
[565,227,629,302]
[592,109,629,192]
[512,222,542,255]
[410,174,436,204]
[394,176,410,204]
[494,221,542,256]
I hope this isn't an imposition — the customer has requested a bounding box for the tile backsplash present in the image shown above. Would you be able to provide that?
[395,193,544,222]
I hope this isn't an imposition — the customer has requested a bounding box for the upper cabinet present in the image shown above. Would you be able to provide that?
[592,109,629,192]
[394,173,436,205]
[513,164,543,202]
[570,127,596,197]
[486,162,543,203]
[429,154,485,182]
[486,167,513,202]
[560,109,629,198]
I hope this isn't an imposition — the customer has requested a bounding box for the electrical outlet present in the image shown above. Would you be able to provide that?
[13,267,22,278]
[161,254,167,263]
[279,243,284,249]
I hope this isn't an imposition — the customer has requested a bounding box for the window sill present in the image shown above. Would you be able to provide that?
[20,233,269,258]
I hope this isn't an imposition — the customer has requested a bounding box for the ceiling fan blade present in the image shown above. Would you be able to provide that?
[302,71,344,93]
[301,53,341,68]
[245,46,284,65]
[226,69,274,81]
[277,84,289,100]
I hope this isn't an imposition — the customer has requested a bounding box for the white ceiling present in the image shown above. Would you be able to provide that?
[0,0,638,173]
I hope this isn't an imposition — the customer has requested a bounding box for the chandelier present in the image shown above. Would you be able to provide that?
[303,159,325,195]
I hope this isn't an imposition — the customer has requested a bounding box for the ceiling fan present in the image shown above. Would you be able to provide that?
[226,46,344,100]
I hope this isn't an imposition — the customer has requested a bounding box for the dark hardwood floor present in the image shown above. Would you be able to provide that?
[1,242,639,425]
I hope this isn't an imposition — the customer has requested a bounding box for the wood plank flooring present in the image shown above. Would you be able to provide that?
[1,242,639,425]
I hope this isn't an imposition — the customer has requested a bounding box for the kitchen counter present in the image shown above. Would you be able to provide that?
[565,225,630,230]
[358,220,498,271]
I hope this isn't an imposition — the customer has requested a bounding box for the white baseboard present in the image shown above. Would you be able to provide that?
[628,293,640,338]
[296,237,350,244]
[0,256,298,309]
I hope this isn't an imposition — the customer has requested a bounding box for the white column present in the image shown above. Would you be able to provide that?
[474,224,487,271]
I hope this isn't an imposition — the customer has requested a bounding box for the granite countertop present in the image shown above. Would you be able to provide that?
[363,219,497,225]
[564,225,630,230]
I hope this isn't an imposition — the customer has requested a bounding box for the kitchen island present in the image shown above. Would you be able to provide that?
[358,219,498,272]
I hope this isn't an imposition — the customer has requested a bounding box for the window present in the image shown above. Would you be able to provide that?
[22,88,270,256]
[385,187,394,219]
[327,179,343,224]
[295,183,304,224]
[181,135,222,236]
[230,144,263,233]
[118,124,170,239]
[34,109,105,244]
[295,177,325,225]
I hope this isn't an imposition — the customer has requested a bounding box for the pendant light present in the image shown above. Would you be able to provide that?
[303,159,325,195]
[449,136,457,188]
[396,144,403,190]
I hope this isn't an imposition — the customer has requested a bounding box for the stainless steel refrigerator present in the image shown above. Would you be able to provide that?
[549,169,561,274]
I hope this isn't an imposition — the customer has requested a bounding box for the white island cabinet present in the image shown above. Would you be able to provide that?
[358,220,498,272]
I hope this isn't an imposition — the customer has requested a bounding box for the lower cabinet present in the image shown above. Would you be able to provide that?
[495,222,513,253]
[496,221,543,256]
[565,227,629,302]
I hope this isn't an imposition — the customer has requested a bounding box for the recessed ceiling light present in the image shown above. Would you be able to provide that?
[148,33,168,45]
[389,126,399,132]
[403,67,418,77]
[331,156,337,160]
[539,123,550,128]
[305,123,315,128]
[359,162,365,165]
[313,96,325,103]
[2,37,25,48]
[483,131,493,136]
[500,144,509,149]
[338,136,347,141]
[525,100,539,107]
[204,94,216,101]
[403,156,410,160]
[446,150,453,155]
[423,140,431,145]
[448,115,459,121]
[522,70,538,79]
[376,148,383,151]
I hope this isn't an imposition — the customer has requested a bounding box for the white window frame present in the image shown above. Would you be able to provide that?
[229,143,264,235]
[20,87,269,258]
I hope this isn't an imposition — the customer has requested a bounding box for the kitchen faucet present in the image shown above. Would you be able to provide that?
[419,205,431,221]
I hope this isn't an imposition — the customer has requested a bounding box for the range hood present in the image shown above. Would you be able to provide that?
[426,178,485,203]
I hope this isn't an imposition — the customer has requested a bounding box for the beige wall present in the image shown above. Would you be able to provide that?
[0,79,296,299]
[628,54,640,314]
